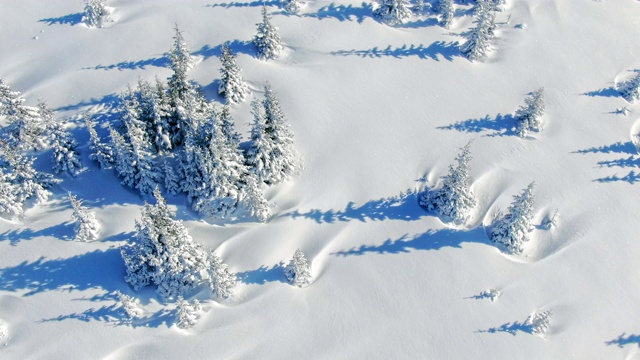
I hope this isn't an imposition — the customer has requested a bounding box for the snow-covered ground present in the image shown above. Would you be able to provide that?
[2,0,640,358]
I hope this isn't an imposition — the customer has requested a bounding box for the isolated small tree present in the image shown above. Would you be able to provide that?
[373,0,412,26]
[617,72,640,103]
[437,0,454,29]
[515,88,545,137]
[460,3,495,61]
[176,296,201,329]
[69,193,101,242]
[282,0,304,12]
[285,249,312,287]
[208,253,237,300]
[490,182,535,254]
[121,188,211,299]
[50,121,82,176]
[115,290,142,321]
[84,113,114,169]
[526,310,552,336]
[218,43,250,105]
[420,141,476,224]
[253,6,284,60]
[82,0,112,28]
[239,172,271,222]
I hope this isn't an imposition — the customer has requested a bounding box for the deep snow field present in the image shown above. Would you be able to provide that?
[1,0,640,358]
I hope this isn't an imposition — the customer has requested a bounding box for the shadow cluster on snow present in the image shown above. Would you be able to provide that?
[281,189,423,224]
[332,227,487,257]
[437,113,517,136]
[236,264,287,285]
[476,319,535,336]
[573,141,640,184]
[331,42,461,62]
[38,13,83,26]
[0,222,75,245]
[606,333,640,348]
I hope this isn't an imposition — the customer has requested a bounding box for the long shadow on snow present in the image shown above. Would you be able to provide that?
[331,42,461,61]
[54,93,120,113]
[236,264,287,285]
[0,248,125,296]
[572,141,640,184]
[39,13,83,26]
[41,303,175,328]
[581,87,620,98]
[573,141,637,155]
[295,2,374,23]
[595,171,640,184]
[0,222,75,245]
[437,113,517,136]
[332,227,487,257]
[606,333,640,348]
[86,56,170,71]
[281,189,422,224]
[475,319,534,336]
[206,0,279,9]
[192,40,256,61]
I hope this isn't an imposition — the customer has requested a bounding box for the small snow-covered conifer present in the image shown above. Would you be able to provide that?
[460,2,496,61]
[617,72,640,103]
[218,43,250,105]
[69,193,100,242]
[115,290,142,321]
[526,310,552,336]
[84,113,114,169]
[0,168,21,217]
[50,121,82,176]
[437,0,454,29]
[121,188,211,298]
[420,141,476,224]
[515,88,545,137]
[253,6,284,60]
[0,79,47,151]
[82,0,112,28]
[490,182,535,254]
[283,0,304,13]
[109,127,137,189]
[0,144,55,206]
[285,249,312,287]
[163,159,181,195]
[208,253,237,300]
[239,172,271,222]
[373,0,412,26]
[176,296,201,329]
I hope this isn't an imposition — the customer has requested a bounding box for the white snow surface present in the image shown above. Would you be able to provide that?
[1,0,640,358]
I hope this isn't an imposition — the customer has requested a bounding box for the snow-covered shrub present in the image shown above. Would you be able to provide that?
[373,0,412,26]
[515,88,545,138]
[115,290,142,321]
[541,209,559,230]
[121,188,211,299]
[419,141,476,224]
[82,0,112,28]
[69,193,100,242]
[490,182,535,254]
[50,121,82,176]
[526,310,552,336]
[282,0,304,13]
[285,249,312,287]
[176,296,201,329]
[617,72,640,103]
[218,43,250,105]
[437,0,454,29]
[208,253,237,300]
[253,6,284,60]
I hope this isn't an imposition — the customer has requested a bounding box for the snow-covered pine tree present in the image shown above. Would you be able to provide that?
[490,182,535,254]
[115,290,142,321]
[617,72,640,103]
[245,100,273,184]
[109,126,137,189]
[83,113,114,169]
[437,0,454,29]
[515,88,545,137]
[0,167,21,217]
[218,43,250,105]
[124,117,162,195]
[121,188,211,299]
[526,310,552,336]
[163,159,181,195]
[373,0,412,26]
[0,143,55,206]
[218,105,241,147]
[419,140,476,224]
[460,1,496,61]
[137,79,172,152]
[82,0,112,28]
[239,172,270,222]
[285,249,312,287]
[69,193,100,241]
[50,121,82,176]
[176,296,201,329]
[253,6,284,60]
[208,253,237,300]
[0,79,47,151]
[282,0,304,13]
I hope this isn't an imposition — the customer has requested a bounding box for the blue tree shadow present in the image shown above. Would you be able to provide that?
[281,189,423,224]
[192,39,256,61]
[1,222,75,245]
[54,93,120,113]
[300,2,374,23]
[332,227,488,257]
[581,87,620,98]
[41,302,175,328]
[595,170,640,184]
[39,13,83,26]
[597,156,640,169]
[606,333,640,348]
[0,248,125,296]
[476,320,533,336]
[437,113,517,136]
[236,263,287,285]
[206,0,279,9]
[87,56,170,71]
[331,41,461,61]
[573,141,637,156]
[573,141,640,183]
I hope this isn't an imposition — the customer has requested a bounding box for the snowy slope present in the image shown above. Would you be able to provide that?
[2,0,640,358]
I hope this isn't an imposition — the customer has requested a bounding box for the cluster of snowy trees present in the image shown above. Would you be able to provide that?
[86,26,296,222]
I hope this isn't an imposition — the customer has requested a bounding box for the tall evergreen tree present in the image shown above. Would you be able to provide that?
[208,253,237,300]
[373,0,412,26]
[253,6,284,60]
[84,113,114,169]
[163,159,181,195]
[218,43,250,105]
[490,182,535,254]
[420,141,476,224]
[515,87,545,137]
[460,1,496,61]
[50,121,82,176]
[109,126,137,189]
[69,193,101,242]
